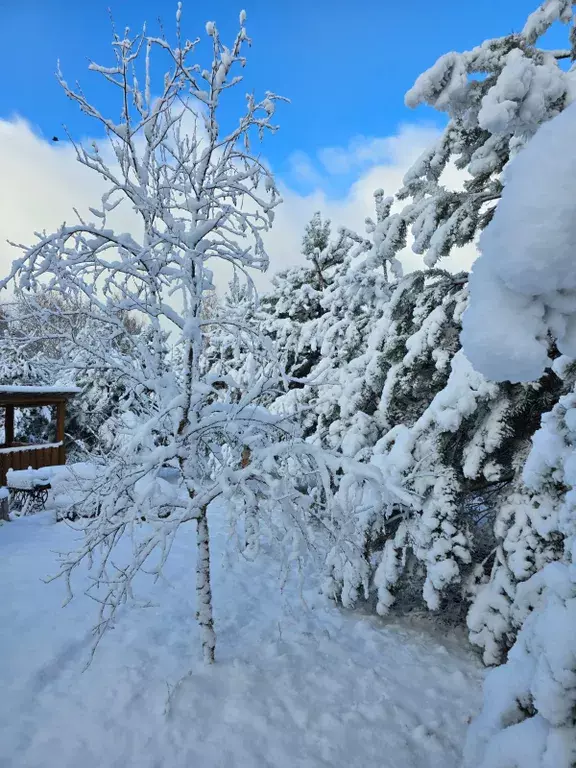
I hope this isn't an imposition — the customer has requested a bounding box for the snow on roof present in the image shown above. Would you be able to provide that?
[0,385,81,394]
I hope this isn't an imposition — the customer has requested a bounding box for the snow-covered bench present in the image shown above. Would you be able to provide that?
[7,468,52,514]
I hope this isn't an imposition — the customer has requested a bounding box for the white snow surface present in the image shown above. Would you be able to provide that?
[462,100,576,382]
[6,468,52,489]
[0,473,483,768]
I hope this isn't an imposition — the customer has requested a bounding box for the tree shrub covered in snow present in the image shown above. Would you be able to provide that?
[207,1,576,671]
[461,40,576,768]
[0,7,345,664]
[0,297,54,444]
[462,99,576,383]
[224,211,568,659]
[465,391,576,768]
[378,0,576,272]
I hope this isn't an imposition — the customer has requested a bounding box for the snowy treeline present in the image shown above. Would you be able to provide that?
[207,2,576,765]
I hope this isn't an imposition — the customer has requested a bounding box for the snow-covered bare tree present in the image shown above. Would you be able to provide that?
[0,6,338,664]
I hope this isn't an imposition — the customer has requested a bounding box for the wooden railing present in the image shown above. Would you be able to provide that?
[0,442,64,486]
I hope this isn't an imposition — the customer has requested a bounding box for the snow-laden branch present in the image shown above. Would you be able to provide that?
[0,7,328,665]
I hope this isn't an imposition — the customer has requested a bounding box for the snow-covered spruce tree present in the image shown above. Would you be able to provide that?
[261,213,365,385]
[319,267,467,459]
[314,261,470,609]
[288,195,399,451]
[202,272,267,397]
[233,213,370,442]
[322,310,569,665]
[372,0,576,271]
[243,199,478,614]
[319,265,564,633]
[321,0,576,655]
[0,8,339,664]
[302,214,565,659]
[265,191,419,451]
[462,94,576,768]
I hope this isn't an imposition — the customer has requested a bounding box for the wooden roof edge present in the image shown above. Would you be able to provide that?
[0,386,81,406]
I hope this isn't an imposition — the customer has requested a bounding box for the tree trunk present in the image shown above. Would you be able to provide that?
[56,401,66,465]
[196,505,216,663]
[240,447,257,554]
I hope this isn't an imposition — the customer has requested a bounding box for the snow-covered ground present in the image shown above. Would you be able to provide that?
[0,495,483,768]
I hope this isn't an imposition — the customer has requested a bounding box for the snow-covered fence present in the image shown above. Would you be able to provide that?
[0,443,62,482]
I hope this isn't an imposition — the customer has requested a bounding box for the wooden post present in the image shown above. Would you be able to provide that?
[5,405,14,447]
[56,401,66,465]
[0,492,9,522]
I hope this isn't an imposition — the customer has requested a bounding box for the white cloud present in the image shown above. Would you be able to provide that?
[0,118,476,301]
[318,123,440,175]
[0,117,142,281]
[286,149,326,187]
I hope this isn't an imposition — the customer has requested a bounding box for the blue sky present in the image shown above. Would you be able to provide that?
[0,0,562,198]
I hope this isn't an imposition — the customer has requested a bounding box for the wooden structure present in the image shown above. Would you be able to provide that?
[0,386,79,487]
